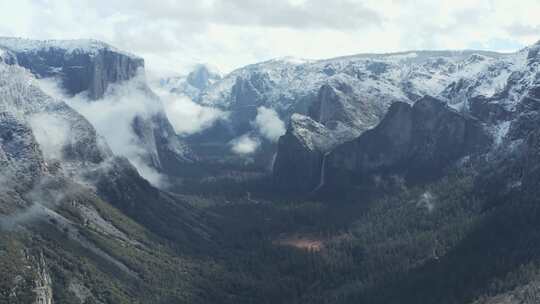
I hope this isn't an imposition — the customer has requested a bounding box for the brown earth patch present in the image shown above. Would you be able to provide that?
[273,234,325,251]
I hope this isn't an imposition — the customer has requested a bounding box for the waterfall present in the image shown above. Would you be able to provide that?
[269,152,277,172]
[313,153,328,192]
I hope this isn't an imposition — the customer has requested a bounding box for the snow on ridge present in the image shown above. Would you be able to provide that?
[0,37,141,59]
[170,43,538,150]
[270,56,313,65]
[200,48,507,111]
[289,114,336,152]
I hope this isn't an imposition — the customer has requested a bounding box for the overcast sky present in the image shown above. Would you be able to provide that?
[0,0,539,76]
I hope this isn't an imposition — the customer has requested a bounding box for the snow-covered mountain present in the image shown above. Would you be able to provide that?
[271,41,540,192]
[160,64,222,100]
[156,38,540,192]
[157,48,525,182]
[0,63,110,169]
[165,49,524,157]
[0,37,195,183]
[0,52,211,304]
[0,37,143,100]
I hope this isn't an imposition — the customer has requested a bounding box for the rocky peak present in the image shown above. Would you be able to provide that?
[309,78,384,135]
[227,75,267,133]
[288,114,336,153]
[186,64,221,90]
[309,83,347,124]
[0,62,111,166]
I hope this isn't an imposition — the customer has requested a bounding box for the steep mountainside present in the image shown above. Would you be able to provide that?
[0,37,195,180]
[272,114,337,192]
[0,47,215,304]
[164,49,528,175]
[325,96,491,189]
[172,50,508,135]
[271,42,540,193]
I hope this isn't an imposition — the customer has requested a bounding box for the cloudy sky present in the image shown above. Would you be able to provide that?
[1,0,539,75]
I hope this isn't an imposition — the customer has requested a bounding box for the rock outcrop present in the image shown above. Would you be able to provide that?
[0,112,47,191]
[0,62,110,166]
[0,37,144,100]
[133,110,196,176]
[186,64,221,91]
[162,64,222,100]
[325,96,491,188]
[273,114,336,192]
[31,252,53,304]
[227,73,271,134]
[309,78,386,139]
[0,38,196,179]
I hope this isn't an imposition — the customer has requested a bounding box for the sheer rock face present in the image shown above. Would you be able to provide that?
[273,96,492,192]
[309,80,387,140]
[273,114,336,192]
[228,73,270,134]
[325,96,491,188]
[132,110,196,176]
[0,38,196,178]
[0,63,110,166]
[0,37,144,100]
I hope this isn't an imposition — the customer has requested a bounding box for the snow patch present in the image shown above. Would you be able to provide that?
[0,37,140,59]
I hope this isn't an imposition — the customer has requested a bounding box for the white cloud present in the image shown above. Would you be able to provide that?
[0,0,538,74]
[252,106,286,142]
[230,134,260,155]
[68,73,158,157]
[38,71,169,187]
[154,87,226,136]
[28,113,70,160]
